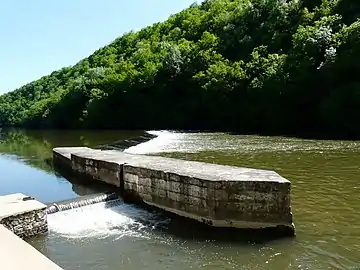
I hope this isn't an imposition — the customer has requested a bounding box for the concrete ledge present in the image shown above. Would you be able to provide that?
[0,193,48,239]
[0,225,62,270]
[0,193,46,219]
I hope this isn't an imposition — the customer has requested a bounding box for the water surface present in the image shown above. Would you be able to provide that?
[0,129,143,202]
[0,129,359,269]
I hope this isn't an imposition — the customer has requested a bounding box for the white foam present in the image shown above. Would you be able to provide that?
[48,200,166,239]
[124,130,185,155]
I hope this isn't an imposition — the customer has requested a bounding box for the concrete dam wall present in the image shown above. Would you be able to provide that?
[53,147,295,236]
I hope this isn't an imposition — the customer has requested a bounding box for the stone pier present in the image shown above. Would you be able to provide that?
[53,147,295,235]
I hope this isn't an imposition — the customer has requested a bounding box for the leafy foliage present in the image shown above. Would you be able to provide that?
[1,0,360,138]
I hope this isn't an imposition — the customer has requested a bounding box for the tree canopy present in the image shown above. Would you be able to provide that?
[1,0,360,138]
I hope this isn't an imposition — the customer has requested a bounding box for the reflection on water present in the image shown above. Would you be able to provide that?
[0,129,144,170]
[1,129,360,269]
[0,129,144,202]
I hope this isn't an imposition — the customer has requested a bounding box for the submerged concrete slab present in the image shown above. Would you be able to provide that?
[53,147,295,235]
[0,225,62,270]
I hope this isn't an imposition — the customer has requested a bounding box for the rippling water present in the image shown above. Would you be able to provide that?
[156,132,360,270]
[1,129,360,269]
[121,131,360,269]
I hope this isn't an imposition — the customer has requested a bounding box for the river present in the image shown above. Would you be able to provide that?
[0,129,359,269]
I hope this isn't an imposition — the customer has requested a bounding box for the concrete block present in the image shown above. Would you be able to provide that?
[53,147,295,236]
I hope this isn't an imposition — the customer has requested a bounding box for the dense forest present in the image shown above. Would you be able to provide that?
[1,0,360,138]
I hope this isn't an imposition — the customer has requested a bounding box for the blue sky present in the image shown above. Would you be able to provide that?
[0,0,197,94]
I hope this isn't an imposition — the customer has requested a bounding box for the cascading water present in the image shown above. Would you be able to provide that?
[47,199,168,239]
[45,192,120,214]
[98,132,157,151]
[124,130,185,154]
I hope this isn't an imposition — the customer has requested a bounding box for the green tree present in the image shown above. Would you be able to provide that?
[1,0,360,138]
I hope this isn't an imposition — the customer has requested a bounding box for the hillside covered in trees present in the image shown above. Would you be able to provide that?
[1,0,360,138]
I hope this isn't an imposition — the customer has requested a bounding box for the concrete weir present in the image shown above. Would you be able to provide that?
[53,147,295,236]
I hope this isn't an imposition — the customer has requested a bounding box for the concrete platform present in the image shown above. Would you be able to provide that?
[0,225,62,270]
[0,193,46,220]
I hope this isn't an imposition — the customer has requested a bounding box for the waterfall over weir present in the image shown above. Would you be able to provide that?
[45,193,169,239]
[45,192,120,215]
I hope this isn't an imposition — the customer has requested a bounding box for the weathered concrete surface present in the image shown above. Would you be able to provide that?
[0,193,46,218]
[53,147,295,234]
[0,193,48,238]
[53,147,93,172]
[0,225,62,270]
